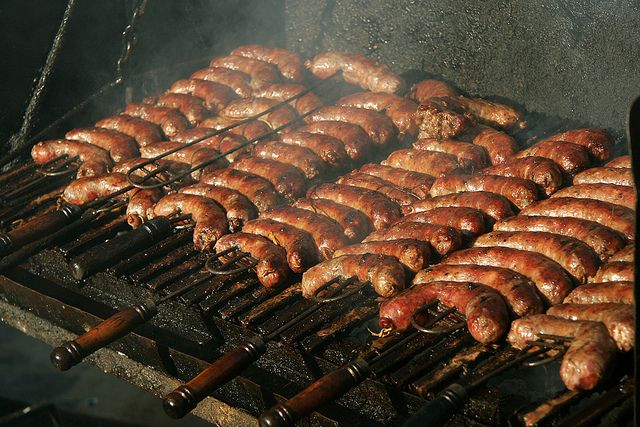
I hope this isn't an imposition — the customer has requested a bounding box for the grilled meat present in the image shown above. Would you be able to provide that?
[280,131,350,169]
[199,116,273,141]
[180,183,258,231]
[540,128,612,162]
[232,157,307,200]
[293,198,372,241]
[253,83,323,115]
[382,149,464,177]
[173,127,249,162]
[337,173,419,206]
[65,128,139,162]
[144,93,209,125]
[415,100,470,140]
[201,168,284,212]
[168,79,238,112]
[564,281,633,305]
[95,114,163,147]
[551,184,636,210]
[220,98,299,131]
[252,140,327,180]
[573,166,633,187]
[301,121,373,162]
[139,142,227,179]
[126,188,164,228]
[480,156,563,196]
[123,103,190,138]
[515,140,591,175]
[112,157,192,181]
[333,239,434,273]
[398,207,487,239]
[191,67,253,98]
[337,92,418,136]
[363,222,462,257]
[231,45,305,82]
[412,138,490,171]
[406,191,515,225]
[471,127,518,165]
[591,261,634,283]
[358,163,434,199]
[606,155,631,168]
[609,244,634,262]
[453,97,525,130]
[409,79,457,103]
[306,106,396,145]
[210,55,281,88]
[31,139,112,178]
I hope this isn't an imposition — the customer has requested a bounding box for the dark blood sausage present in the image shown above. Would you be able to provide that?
[232,157,307,200]
[201,168,284,212]
[382,149,464,177]
[414,264,544,317]
[306,106,396,145]
[609,244,634,262]
[145,93,209,125]
[508,315,616,390]
[337,173,419,206]
[591,261,634,283]
[409,79,457,103]
[406,192,515,225]
[126,188,164,228]
[551,184,636,210]
[333,239,435,273]
[210,55,281,88]
[173,127,249,162]
[520,197,635,242]
[547,303,634,352]
[253,83,323,115]
[231,44,305,82]
[472,127,519,165]
[516,140,591,175]
[262,207,350,259]
[415,100,470,140]
[293,198,372,241]
[454,97,525,130]
[95,114,163,147]
[252,140,327,180]
[152,194,228,251]
[220,98,299,131]
[481,156,564,196]
[280,131,350,170]
[168,79,238,112]
[123,103,190,138]
[398,207,487,239]
[242,218,321,273]
[444,247,574,305]
[301,254,406,298]
[379,281,509,343]
[540,128,613,162]
[31,139,112,178]
[573,167,633,187]
[429,174,539,210]
[474,231,601,283]
[215,232,289,288]
[606,155,631,168]
[199,116,273,141]
[358,163,434,199]
[308,183,401,230]
[337,92,418,136]
[190,67,253,98]
[412,138,490,171]
[301,121,373,163]
[494,215,625,262]
[139,142,228,179]
[363,222,462,257]
[564,281,633,305]
[65,128,139,162]
[305,51,406,94]
[179,183,258,231]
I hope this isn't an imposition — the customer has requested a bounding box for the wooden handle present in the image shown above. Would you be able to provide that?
[163,337,267,419]
[259,359,371,427]
[50,301,157,371]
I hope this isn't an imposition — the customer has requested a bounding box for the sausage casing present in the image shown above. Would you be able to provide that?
[573,167,633,187]
[382,149,464,177]
[413,138,490,171]
[481,156,564,196]
[516,140,591,175]
[292,198,372,241]
[95,114,163,147]
[180,183,258,231]
[201,168,284,212]
[551,184,636,210]
[333,239,435,273]
[337,173,419,206]
[358,163,434,199]
[407,191,515,224]
[472,127,518,165]
[564,281,633,305]
[396,207,487,239]
[306,106,396,145]
[540,128,613,162]
[232,157,307,200]
[363,222,462,257]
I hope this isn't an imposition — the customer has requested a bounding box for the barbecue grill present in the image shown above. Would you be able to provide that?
[0,1,637,426]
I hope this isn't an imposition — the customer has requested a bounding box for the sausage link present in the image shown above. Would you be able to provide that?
[180,183,258,231]
[551,184,636,210]
[396,207,487,239]
[472,127,518,165]
[415,100,470,140]
[123,103,190,138]
[252,140,327,180]
[199,116,273,141]
[301,120,373,162]
[191,67,253,98]
[231,45,305,82]
[293,198,372,241]
[454,97,524,130]
[407,191,515,224]
[382,149,464,176]
[126,188,163,228]
[338,173,419,206]
[210,55,281,88]
[606,155,631,168]
[409,79,457,104]
[609,244,634,262]
[280,131,350,170]
[145,93,209,125]
[591,261,634,283]
[201,168,284,212]
[65,128,139,162]
[413,138,490,171]
[139,142,227,179]
[481,156,563,196]
[516,140,591,175]
[337,92,418,136]
[95,114,163,146]
[220,98,299,132]
[333,239,435,273]
[363,222,462,257]
[173,127,249,162]
[573,167,633,187]
[168,79,238,112]
[358,163,434,199]
[564,282,633,305]
[540,128,613,162]
[31,139,112,178]
[253,83,323,115]
[232,157,307,200]
[306,106,396,145]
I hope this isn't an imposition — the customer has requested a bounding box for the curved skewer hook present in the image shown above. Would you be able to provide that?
[311,276,367,304]
[410,301,466,335]
[40,155,80,176]
[204,246,259,276]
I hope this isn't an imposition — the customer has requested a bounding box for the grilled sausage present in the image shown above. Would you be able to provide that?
[540,128,613,162]
[252,140,327,180]
[609,244,634,262]
[301,254,406,298]
[508,315,616,390]
[215,232,289,288]
[280,131,350,169]
[407,191,515,224]
[65,128,139,162]
[62,173,131,205]
[201,168,284,212]
[231,45,305,82]
[172,127,249,162]
[398,207,487,239]
[520,197,634,241]
[591,261,634,283]
[573,166,633,187]
[474,231,601,283]
[242,218,321,273]
[306,106,396,145]
[31,139,112,178]
[152,194,228,251]
[168,79,238,112]
[337,92,418,136]
[564,281,633,305]
[180,183,258,231]
[253,83,323,115]
[333,239,434,273]
[262,207,350,259]
[199,116,273,141]
[429,174,538,210]
[516,140,591,175]
[382,149,464,176]
[495,215,625,262]
[293,198,372,241]
[358,163,434,199]
[301,121,373,162]
[144,93,209,125]
[471,127,518,165]
[232,157,307,200]
[95,114,163,147]
[414,264,543,317]
[112,157,192,181]
[123,103,190,138]
[139,142,227,179]
[126,188,164,228]
[305,51,406,94]
[308,183,401,230]
[363,222,462,256]
[415,100,470,140]
[444,247,574,305]
[337,173,419,206]
[220,98,299,131]
[454,97,525,130]
[409,79,457,103]
[210,55,281,88]
[551,184,636,210]
[191,67,253,98]
[481,156,563,196]
[379,281,509,343]
[547,303,633,352]
[412,138,490,171]
[606,155,631,168]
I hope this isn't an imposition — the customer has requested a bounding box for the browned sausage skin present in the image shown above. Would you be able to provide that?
[95,114,163,147]
[564,281,633,305]
[232,157,307,200]
[337,92,418,136]
[65,128,140,162]
[280,131,350,170]
[471,127,519,165]
[252,140,328,180]
[406,191,515,225]
[397,207,487,239]
[606,155,631,168]
[168,79,238,113]
[201,168,284,212]
[301,121,373,163]
[220,98,299,131]
[199,116,273,141]
[123,103,190,138]
[363,222,462,257]
[144,93,209,125]
[210,55,281,88]
[31,139,112,178]
[453,97,525,130]
[231,45,305,82]
[190,67,253,98]
[573,167,633,187]
[515,140,591,175]
[412,138,490,171]
[382,149,464,177]
[540,128,613,162]
[358,163,434,199]
[292,198,372,241]
[172,127,250,162]
[551,184,636,210]
[609,244,634,262]
[480,156,564,196]
[337,173,419,206]
[139,142,227,179]
[333,239,435,273]
[591,261,634,283]
[409,79,457,103]
[253,83,323,115]
[306,106,396,145]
